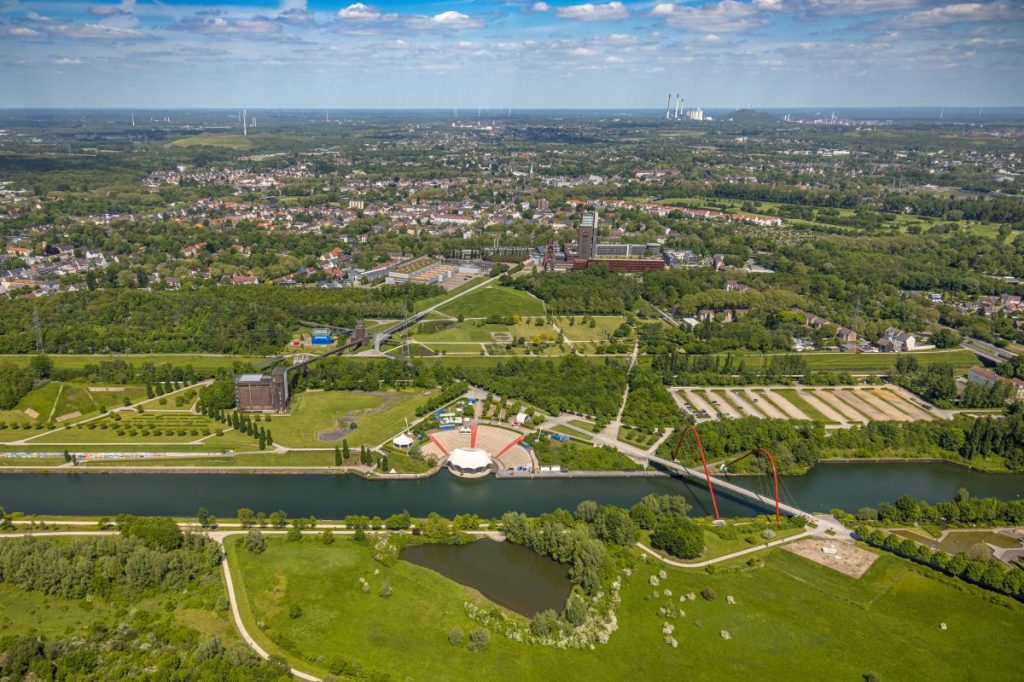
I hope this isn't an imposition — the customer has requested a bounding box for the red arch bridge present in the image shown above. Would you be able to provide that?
[647,424,811,524]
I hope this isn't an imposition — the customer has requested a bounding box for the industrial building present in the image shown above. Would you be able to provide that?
[578,211,599,261]
[235,368,290,413]
[236,321,369,413]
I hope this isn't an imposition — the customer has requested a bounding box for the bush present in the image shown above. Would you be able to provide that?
[701,587,717,601]
[286,527,302,542]
[467,627,490,652]
[320,530,335,545]
[289,604,302,619]
[448,628,464,647]
[651,516,704,560]
[244,529,266,554]
[378,580,392,598]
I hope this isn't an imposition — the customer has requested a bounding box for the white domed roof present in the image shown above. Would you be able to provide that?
[392,433,414,447]
[447,447,492,471]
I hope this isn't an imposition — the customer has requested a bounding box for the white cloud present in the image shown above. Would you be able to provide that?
[337,3,384,21]
[650,0,773,33]
[8,27,41,36]
[406,10,484,30]
[531,2,550,11]
[703,33,723,42]
[898,2,1020,28]
[54,57,82,65]
[807,0,922,15]
[605,54,624,62]
[555,2,629,22]
[571,46,597,56]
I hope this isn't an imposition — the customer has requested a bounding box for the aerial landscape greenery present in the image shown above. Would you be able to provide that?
[2,102,1024,681]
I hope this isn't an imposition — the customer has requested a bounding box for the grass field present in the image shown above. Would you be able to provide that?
[230,536,1024,681]
[405,319,558,344]
[272,389,439,449]
[531,438,640,471]
[436,285,545,318]
[713,349,978,374]
[549,425,592,442]
[0,354,271,372]
[82,451,337,467]
[166,133,253,149]
[558,316,631,342]
[413,277,487,312]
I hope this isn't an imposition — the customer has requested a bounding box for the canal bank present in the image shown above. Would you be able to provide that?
[0,462,1020,519]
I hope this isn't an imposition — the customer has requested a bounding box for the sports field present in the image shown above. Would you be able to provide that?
[228,536,1024,681]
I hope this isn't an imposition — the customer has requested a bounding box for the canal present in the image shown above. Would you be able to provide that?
[0,462,1021,518]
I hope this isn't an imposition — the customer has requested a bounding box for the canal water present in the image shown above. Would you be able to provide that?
[400,539,571,617]
[0,462,1020,518]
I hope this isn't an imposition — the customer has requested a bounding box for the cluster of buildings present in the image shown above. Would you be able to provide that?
[1,243,108,297]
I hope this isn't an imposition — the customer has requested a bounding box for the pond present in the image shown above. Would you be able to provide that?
[400,539,571,617]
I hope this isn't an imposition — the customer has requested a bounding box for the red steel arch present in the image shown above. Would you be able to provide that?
[671,424,721,521]
[722,447,781,523]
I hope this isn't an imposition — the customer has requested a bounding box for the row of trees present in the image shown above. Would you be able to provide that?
[852,524,1024,600]
[870,490,1024,528]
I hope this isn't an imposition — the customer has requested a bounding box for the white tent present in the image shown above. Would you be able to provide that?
[392,433,414,448]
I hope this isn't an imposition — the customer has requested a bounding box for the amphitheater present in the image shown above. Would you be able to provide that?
[421,424,536,477]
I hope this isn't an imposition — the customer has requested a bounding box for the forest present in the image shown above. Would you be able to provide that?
[658,414,1024,473]
[456,356,628,421]
[506,267,641,314]
[0,284,439,354]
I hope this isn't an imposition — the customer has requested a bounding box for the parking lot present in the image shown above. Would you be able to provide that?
[671,385,944,426]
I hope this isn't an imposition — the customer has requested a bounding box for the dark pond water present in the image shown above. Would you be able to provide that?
[400,539,571,617]
[0,462,1020,518]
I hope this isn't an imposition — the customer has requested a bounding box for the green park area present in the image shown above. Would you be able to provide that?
[0,381,149,428]
[436,285,546,318]
[715,348,978,375]
[557,316,633,342]
[530,436,640,471]
[0,353,270,373]
[229,536,1024,681]
[29,411,255,447]
[271,388,439,449]
[404,319,558,344]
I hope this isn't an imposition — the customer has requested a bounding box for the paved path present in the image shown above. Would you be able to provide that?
[637,531,811,568]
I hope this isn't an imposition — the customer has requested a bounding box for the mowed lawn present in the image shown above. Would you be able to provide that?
[230,537,1024,682]
[557,316,631,342]
[713,349,978,374]
[437,285,545,318]
[0,354,271,372]
[409,319,558,343]
[272,389,439,449]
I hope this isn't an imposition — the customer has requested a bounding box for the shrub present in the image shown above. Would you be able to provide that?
[289,604,302,619]
[379,580,392,598]
[448,628,464,647]
[244,529,266,554]
[701,587,717,601]
[321,530,335,545]
[286,527,302,542]
[651,516,704,560]
[467,627,490,652]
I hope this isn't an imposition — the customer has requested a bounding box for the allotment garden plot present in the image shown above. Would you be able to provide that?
[672,385,943,426]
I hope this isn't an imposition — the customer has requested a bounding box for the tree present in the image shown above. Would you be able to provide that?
[237,508,255,528]
[244,529,266,554]
[385,511,411,530]
[651,516,704,560]
[342,439,350,462]
[320,530,335,545]
[269,510,288,528]
[196,507,214,528]
[117,515,183,551]
[29,354,52,379]
[334,446,342,466]
[448,628,464,647]
[701,587,717,601]
[564,593,587,626]
[421,512,452,542]
[286,527,302,542]
[378,579,393,598]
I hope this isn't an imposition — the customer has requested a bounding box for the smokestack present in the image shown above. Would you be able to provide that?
[674,94,680,119]
[242,108,247,136]
[665,93,672,120]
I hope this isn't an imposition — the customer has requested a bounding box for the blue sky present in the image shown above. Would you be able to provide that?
[0,0,1022,108]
